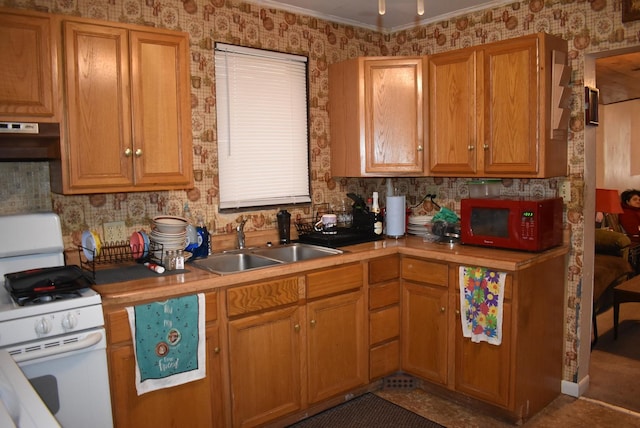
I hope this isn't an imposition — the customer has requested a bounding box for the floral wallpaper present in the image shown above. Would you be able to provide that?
[2,0,640,385]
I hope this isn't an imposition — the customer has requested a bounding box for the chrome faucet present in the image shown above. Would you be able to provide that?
[236,218,247,249]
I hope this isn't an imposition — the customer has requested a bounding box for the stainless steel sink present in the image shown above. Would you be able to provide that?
[252,243,342,263]
[190,243,342,275]
[191,252,283,275]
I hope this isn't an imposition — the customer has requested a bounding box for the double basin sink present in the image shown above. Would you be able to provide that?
[190,243,343,275]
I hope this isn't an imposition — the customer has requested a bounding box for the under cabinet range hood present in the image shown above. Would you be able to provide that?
[0,122,61,161]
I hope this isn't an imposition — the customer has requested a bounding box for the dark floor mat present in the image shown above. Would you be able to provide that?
[287,393,445,428]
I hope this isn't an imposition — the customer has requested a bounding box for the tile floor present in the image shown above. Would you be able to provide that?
[376,388,640,427]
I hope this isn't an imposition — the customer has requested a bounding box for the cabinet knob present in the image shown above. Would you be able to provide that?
[417,145,423,152]
[467,145,474,151]
[483,144,489,150]
[440,306,446,313]
[124,148,132,157]
[294,324,300,332]
[135,148,143,157]
[455,309,460,315]
[310,319,316,327]
[214,346,220,354]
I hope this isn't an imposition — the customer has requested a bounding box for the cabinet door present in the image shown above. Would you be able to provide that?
[107,328,216,428]
[129,30,193,188]
[363,58,425,174]
[454,294,512,407]
[307,291,367,403]
[228,306,302,427]
[208,324,227,427]
[428,48,478,175]
[480,37,538,175]
[0,10,57,120]
[401,281,448,385]
[63,21,134,190]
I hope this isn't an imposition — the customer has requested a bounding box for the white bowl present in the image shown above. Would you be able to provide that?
[152,216,188,234]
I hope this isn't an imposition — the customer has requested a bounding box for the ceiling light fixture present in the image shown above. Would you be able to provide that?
[378,0,425,17]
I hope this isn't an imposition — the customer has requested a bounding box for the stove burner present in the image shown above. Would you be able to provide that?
[13,290,83,306]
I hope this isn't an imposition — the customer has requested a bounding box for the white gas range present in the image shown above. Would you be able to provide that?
[0,212,113,428]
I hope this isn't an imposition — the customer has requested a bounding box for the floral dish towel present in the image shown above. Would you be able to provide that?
[459,266,507,345]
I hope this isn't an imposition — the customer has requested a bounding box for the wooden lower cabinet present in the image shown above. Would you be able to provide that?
[401,258,448,385]
[400,254,564,422]
[306,263,367,403]
[368,255,400,379]
[228,306,302,427]
[105,293,223,427]
[454,292,512,407]
[307,290,367,403]
[103,250,565,426]
[226,265,366,427]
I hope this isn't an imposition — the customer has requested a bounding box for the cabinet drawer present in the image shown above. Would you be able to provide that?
[401,257,448,286]
[306,263,362,299]
[370,306,400,345]
[106,292,218,345]
[227,277,299,317]
[369,255,399,284]
[370,340,400,380]
[369,281,400,309]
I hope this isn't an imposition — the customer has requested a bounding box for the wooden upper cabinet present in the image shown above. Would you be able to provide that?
[129,30,193,188]
[0,8,58,121]
[481,36,540,176]
[428,47,478,175]
[62,22,132,190]
[428,32,569,178]
[55,18,193,194]
[329,57,426,177]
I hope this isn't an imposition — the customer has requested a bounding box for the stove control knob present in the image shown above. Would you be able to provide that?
[35,317,52,335]
[61,312,78,330]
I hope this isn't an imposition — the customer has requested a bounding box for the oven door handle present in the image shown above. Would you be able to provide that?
[12,332,103,363]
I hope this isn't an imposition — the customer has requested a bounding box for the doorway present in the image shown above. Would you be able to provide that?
[585,47,640,413]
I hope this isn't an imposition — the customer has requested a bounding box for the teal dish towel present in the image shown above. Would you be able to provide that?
[126,294,205,395]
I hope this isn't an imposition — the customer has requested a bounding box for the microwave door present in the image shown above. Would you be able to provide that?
[470,207,511,239]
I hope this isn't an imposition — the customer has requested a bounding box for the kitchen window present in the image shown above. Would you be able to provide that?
[214,43,311,210]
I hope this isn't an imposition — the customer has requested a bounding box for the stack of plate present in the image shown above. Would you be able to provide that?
[407,215,433,237]
[152,216,188,233]
[150,216,188,259]
[150,229,187,252]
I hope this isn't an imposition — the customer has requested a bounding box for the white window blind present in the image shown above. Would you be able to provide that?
[215,43,311,209]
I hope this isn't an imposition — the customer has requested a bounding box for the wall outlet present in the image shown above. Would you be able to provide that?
[103,221,127,244]
[425,185,439,197]
[560,181,571,202]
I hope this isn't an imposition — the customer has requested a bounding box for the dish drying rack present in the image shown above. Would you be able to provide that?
[78,240,163,279]
[294,217,316,237]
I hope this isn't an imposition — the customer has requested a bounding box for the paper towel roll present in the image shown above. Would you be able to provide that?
[386,196,406,238]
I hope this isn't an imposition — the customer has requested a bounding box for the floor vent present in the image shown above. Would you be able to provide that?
[383,374,417,390]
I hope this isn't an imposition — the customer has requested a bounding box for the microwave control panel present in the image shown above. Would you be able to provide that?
[520,210,536,240]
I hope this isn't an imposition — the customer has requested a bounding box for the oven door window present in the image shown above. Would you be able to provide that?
[28,375,60,415]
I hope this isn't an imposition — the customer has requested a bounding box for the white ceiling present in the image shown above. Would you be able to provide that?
[254,0,510,32]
